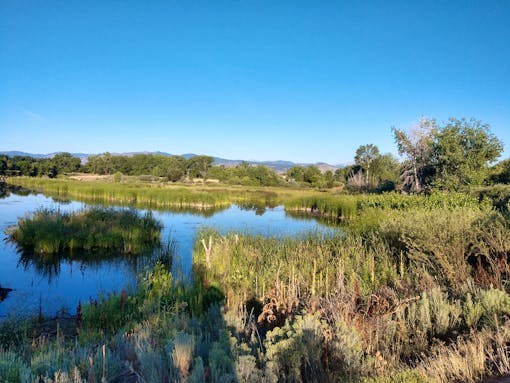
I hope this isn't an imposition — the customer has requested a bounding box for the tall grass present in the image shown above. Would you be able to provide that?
[285,195,359,220]
[284,191,491,222]
[191,199,510,381]
[9,177,231,208]
[7,177,284,212]
[8,207,162,255]
[193,230,398,310]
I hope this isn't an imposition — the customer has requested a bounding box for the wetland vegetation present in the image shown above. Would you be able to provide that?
[2,118,510,382]
[5,177,284,212]
[2,191,510,383]
[7,207,162,255]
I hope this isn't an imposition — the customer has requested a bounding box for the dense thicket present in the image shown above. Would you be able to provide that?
[392,117,504,192]
[209,162,284,186]
[334,117,507,193]
[0,153,80,178]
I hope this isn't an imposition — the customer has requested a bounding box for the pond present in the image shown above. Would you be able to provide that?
[0,190,336,317]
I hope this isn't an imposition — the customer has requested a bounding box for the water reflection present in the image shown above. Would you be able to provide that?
[0,183,31,199]
[285,209,345,228]
[1,190,335,316]
[50,196,72,204]
[237,202,272,216]
[15,238,176,282]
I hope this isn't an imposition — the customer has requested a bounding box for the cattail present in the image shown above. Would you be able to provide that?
[311,259,317,298]
[38,295,43,323]
[120,289,127,311]
[89,356,95,383]
[76,301,82,328]
[102,344,106,382]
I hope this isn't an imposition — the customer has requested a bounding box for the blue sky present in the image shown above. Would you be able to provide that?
[1,1,509,164]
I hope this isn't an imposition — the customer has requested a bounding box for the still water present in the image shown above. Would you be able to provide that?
[0,191,334,317]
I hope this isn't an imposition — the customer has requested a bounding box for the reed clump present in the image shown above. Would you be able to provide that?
[8,207,162,255]
[284,191,490,222]
[6,177,284,213]
[284,195,359,220]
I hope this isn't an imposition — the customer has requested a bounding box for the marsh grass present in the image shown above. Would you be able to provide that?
[8,207,162,255]
[191,197,510,381]
[284,191,491,223]
[3,188,510,382]
[7,177,284,212]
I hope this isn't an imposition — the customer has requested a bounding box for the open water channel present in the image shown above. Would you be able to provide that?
[0,190,335,317]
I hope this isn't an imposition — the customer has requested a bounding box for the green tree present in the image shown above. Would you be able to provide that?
[165,156,187,182]
[38,159,58,178]
[334,167,346,182]
[371,153,400,191]
[83,153,112,175]
[490,158,510,184]
[0,155,8,178]
[431,118,503,190]
[286,166,305,183]
[102,152,114,175]
[322,170,335,188]
[52,152,81,174]
[207,165,228,182]
[83,155,103,174]
[186,156,214,179]
[303,165,322,185]
[354,144,380,184]
[107,155,130,174]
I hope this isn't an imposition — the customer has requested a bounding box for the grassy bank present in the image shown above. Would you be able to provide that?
[8,207,162,255]
[5,176,327,211]
[7,177,234,210]
[284,191,492,222]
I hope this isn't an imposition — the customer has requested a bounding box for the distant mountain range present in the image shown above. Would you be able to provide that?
[0,151,343,172]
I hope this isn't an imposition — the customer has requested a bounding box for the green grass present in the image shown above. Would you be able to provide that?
[284,191,491,222]
[284,194,359,220]
[8,177,232,208]
[8,207,162,255]
[6,177,285,213]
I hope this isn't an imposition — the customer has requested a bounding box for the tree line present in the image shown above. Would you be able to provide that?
[1,117,509,191]
[0,152,81,178]
[287,117,509,192]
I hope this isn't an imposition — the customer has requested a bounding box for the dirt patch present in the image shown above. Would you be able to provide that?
[69,174,112,181]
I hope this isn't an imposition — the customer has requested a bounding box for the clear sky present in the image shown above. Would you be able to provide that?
[1,1,509,164]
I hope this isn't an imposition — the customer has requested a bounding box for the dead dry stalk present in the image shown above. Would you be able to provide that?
[201,236,212,268]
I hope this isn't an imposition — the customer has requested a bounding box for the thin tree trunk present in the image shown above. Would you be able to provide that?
[413,163,419,191]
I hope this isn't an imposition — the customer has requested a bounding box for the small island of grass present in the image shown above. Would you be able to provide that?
[8,207,162,255]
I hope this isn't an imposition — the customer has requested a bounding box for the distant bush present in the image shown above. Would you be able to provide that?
[471,184,510,214]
